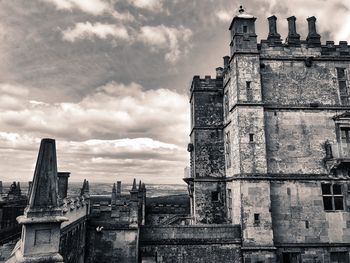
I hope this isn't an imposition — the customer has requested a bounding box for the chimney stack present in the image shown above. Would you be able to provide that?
[216,67,224,78]
[306,16,321,47]
[58,172,70,200]
[267,15,282,45]
[223,56,230,70]
[286,16,300,46]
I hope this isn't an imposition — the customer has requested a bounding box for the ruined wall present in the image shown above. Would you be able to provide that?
[265,110,339,175]
[270,180,350,244]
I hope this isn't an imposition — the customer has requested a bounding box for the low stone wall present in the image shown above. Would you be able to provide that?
[140,224,241,245]
[140,225,241,263]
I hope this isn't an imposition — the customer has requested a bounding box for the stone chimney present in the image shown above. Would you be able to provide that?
[223,56,230,70]
[267,15,282,45]
[306,16,321,47]
[9,138,67,263]
[58,172,70,200]
[216,67,224,78]
[286,16,300,46]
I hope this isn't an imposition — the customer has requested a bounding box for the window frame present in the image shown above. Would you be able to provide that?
[321,183,345,212]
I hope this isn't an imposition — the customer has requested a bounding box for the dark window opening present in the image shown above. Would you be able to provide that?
[246,81,252,101]
[337,68,349,105]
[212,191,219,202]
[243,25,248,33]
[305,220,309,229]
[330,252,349,263]
[249,133,254,142]
[282,253,301,263]
[254,213,260,224]
[321,183,344,211]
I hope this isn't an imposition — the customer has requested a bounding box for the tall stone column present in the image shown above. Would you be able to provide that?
[7,138,68,263]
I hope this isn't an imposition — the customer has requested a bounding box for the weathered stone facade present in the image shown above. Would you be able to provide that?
[188,6,350,263]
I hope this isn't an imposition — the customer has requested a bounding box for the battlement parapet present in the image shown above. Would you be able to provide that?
[258,40,350,59]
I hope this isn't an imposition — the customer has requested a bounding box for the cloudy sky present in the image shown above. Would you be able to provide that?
[0,0,349,184]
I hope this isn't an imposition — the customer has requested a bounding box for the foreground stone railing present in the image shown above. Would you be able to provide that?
[140,224,241,245]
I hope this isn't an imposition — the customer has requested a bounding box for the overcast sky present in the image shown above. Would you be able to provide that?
[0,0,349,184]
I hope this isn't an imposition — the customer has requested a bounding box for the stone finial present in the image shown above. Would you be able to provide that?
[267,15,282,45]
[141,183,146,192]
[117,181,121,196]
[11,138,67,263]
[286,16,300,46]
[138,180,142,190]
[28,139,59,210]
[306,16,321,47]
[130,178,138,201]
[131,178,137,192]
[238,5,244,14]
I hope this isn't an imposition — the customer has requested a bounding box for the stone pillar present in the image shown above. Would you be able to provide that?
[306,16,321,47]
[6,138,68,263]
[267,15,282,45]
[286,16,300,46]
[57,172,70,200]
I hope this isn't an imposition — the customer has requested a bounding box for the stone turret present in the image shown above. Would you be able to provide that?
[7,138,68,263]
[306,16,321,47]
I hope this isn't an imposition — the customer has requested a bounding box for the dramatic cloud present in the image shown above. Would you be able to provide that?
[0,82,189,183]
[138,25,192,64]
[39,0,133,20]
[128,0,163,12]
[62,22,129,42]
[216,10,232,23]
[61,23,193,64]
[0,0,349,185]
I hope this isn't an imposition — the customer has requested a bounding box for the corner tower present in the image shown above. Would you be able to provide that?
[186,72,226,224]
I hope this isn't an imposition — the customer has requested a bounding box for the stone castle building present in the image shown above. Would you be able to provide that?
[2,6,350,263]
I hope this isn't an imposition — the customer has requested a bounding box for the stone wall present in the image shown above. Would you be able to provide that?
[265,110,340,175]
[271,180,350,244]
[193,181,226,224]
[85,225,138,263]
[140,225,241,263]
